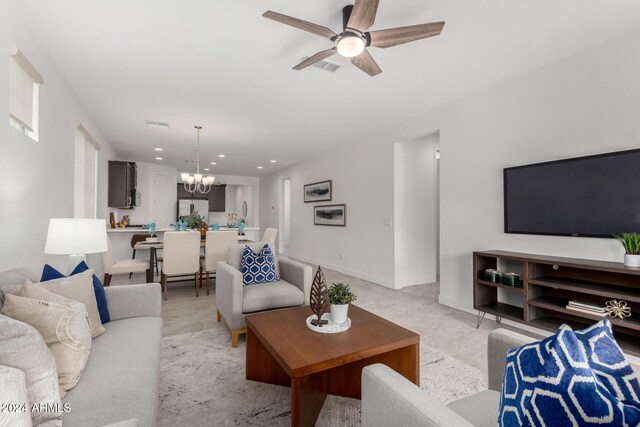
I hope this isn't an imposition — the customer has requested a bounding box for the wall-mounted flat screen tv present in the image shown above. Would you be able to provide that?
[504,149,640,238]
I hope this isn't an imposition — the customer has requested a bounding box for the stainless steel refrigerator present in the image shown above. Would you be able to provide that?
[178,199,209,220]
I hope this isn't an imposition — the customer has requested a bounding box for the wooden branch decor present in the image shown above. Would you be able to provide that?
[310,266,329,326]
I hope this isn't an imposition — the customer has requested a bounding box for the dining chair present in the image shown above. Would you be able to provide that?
[129,234,156,278]
[161,231,201,300]
[102,235,151,286]
[261,228,278,250]
[200,231,237,295]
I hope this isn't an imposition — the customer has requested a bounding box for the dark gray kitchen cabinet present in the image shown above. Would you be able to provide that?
[108,161,137,208]
[177,183,207,200]
[208,185,226,212]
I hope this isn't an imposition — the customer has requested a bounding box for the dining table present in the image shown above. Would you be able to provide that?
[134,236,255,277]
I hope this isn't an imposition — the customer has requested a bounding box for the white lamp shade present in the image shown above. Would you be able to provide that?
[181,173,190,183]
[187,176,195,184]
[205,176,215,185]
[194,173,203,183]
[44,218,108,255]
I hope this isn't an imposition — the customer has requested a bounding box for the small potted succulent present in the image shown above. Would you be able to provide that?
[615,232,640,267]
[328,282,357,324]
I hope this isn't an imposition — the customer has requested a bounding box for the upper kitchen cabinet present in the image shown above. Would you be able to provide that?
[209,185,226,212]
[108,161,137,208]
[177,183,207,200]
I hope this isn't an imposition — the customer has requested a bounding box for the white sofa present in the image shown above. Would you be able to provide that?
[0,268,163,427]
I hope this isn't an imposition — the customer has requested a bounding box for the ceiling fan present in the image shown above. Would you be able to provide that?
[262,0,445,77]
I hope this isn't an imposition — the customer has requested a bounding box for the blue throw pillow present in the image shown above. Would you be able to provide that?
[40,263,66,282]
[40,262,110,324]
[241,244,279,286]
[575,319,640,409]
[499,324,640,426]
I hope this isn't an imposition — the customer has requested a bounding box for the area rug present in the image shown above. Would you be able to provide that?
[158,327,487,426]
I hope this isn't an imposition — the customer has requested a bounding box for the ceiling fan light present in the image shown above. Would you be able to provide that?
[337,35,365,58]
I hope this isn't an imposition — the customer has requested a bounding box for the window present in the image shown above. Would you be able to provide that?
[9,46,43,141]
[74,124,100,218]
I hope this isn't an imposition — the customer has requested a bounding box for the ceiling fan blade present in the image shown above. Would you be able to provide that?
[263,11,337,40]
[351,49,382,77]
[369,21,445,48]
[293,48,337,70]
[347,0,380,32]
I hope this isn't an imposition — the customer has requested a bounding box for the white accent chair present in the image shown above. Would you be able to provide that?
[102,235,151,286]
[199,231,238,295]
[216,242,312,347]
[261,228,278,249]
[160,231,201,300]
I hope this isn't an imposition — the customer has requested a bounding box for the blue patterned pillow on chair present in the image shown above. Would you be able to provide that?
[241,244,279,286]
[499,324,640,426]
[574,319,640,410]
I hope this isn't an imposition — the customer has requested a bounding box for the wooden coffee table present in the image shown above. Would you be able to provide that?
[245,305,420,426]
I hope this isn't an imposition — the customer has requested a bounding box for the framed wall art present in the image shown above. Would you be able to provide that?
[304,180,332,203]
[314,204,346,227]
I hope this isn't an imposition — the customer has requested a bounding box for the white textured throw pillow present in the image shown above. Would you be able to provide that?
[0,314,62,426]
[35,269,105,338]
[2,289,92,398]
[0,365,33,427]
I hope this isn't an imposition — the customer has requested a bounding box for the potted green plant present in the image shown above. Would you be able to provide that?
[615,232,640,267]
[184,209,209,239]
[328,282,357,324]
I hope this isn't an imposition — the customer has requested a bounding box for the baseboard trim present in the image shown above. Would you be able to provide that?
[287,253,395,289]
[394,275,437,288]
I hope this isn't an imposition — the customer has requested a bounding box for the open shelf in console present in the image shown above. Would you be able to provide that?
[473,250,640,357]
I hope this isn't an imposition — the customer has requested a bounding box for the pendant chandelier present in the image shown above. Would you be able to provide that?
[181,125,215,194]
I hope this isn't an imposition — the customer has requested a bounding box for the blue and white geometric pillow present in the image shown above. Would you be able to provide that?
[241,244,279,286]
[498,324,640,426]
[574,319,640,412]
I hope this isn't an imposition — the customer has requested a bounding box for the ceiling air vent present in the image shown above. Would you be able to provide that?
[301,56,341,73]
[146,120,170,129]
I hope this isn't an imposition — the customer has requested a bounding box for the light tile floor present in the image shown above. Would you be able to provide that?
[114,263,537,375]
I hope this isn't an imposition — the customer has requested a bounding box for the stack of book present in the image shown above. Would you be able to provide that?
[566,300,607,317]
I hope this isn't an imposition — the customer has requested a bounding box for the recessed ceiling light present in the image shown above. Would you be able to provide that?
[257,166,264,169]
[270,160,277,163]
[210,162,217,165]
[146,120,170,130]
[204,168,210,171]
[155,157,163,161]
[155,147,163,151]
[218,154,225,158]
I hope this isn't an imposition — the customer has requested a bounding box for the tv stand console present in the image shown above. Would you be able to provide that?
[473,250,640,356]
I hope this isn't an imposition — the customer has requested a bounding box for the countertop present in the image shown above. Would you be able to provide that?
[107,226,259,233]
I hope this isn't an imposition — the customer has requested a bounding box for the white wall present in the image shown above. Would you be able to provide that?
[260,141,395,287]
[431,31,640,313]
[261,30,640,303]
[118,162,177,226]
[394,134,438,287]
[0,1,115,274]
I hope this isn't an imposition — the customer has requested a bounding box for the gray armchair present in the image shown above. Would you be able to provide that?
[216,242,312,347]
[362,328,640,426]
[361,329,535,426]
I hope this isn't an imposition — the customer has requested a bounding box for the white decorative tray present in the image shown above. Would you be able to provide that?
[306,313,351,334]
